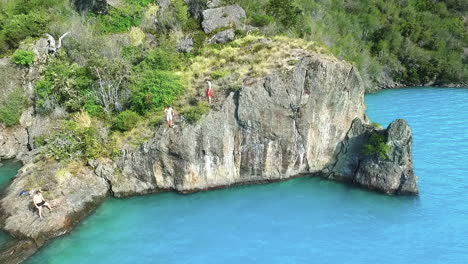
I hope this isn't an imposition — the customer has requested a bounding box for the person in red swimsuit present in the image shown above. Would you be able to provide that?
[206,80,213,104]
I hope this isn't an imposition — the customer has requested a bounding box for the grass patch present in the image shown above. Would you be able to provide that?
[0,89,27,127]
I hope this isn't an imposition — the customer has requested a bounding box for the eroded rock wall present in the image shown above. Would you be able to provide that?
[326,118,418,194]
[96,54,367,196]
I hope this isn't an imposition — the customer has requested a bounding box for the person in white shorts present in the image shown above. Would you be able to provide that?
[164,106,174,127]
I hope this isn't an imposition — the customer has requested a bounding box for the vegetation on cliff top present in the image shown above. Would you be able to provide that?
[226,0,468,86]
[0,0,466,162]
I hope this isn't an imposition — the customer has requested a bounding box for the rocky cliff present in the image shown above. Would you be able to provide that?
[0,49,417,263]
[95,54,367,195]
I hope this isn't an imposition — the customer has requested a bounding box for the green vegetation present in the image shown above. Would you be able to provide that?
[182,101,211,124]
[113,110,141,131]
[0,89,27,127]
[130,70,185,114]
[41,115,105,160]
[34,56,93,113]
[11,50,35,66]
[0,0,69,56]
[224,0,468,86]
[2,0,464,163]
[363,133,390,160]
[96,5,144,33]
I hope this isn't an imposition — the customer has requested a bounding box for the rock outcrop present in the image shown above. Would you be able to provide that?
[0,47,418,262]
[207,29,235,44]
[0,159,109,263]
[90,54,368,196]
[201,5,246,33]
[177,36,194,53]
[325,118,417,194]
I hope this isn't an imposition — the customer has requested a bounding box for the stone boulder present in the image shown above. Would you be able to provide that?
[207,29,235,44]
[0,160,109,244]
[0,125,29,161]
[177,36,194,53]
[327,118,418,194]
[201,5,246,33]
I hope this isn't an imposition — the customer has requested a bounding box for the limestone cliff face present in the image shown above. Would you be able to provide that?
[95,54,368,196]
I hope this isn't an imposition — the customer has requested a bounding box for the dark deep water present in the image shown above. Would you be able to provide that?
[26,87,468,263]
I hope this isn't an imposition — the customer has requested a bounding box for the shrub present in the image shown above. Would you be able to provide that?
[266,0,303,28]
[1,12,49,54]
[182,101,210,124]
[34,56,93,113]
[363,133,390,160]
[0,89,27,127]
[42,121,103,160]
[153,0,189,32]
[129,27,145,46]
[84,99,104,118]
[33,135,47,148]
[126,0,154,7]
[11,50,36,66]
[113,110,141,131]
[96,5,143,33]
[210,70,229,80]
[130,70,185,114]
[250,14,274,27]
[140,48,181,71]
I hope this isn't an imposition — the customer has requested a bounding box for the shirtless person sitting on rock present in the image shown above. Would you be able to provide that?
[33,190,52,219]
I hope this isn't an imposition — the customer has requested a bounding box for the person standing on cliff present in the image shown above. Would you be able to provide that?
[164,106,174,128]
[206,80,213,104]
[33,190,52,219]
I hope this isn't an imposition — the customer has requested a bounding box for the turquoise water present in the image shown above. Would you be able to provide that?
[28,87,468,264]
[0,160,22,248]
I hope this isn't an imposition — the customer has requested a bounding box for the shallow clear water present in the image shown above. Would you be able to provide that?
[0,160,22,248]
[28,87,468,264]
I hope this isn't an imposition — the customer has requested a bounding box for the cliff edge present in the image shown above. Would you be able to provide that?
[0,49,417,263]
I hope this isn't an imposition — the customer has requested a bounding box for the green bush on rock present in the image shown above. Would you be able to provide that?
[182,101,210,124]
[41,121,104,160]
[363,133,390,160]
[11,50,35,66]
[113,110,141,131]
[0,89,27,127]
[130,70,185,114]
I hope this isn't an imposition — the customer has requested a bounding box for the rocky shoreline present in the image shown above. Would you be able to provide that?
[0,50,418,263]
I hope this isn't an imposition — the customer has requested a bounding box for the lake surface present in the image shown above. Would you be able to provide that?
[27,87,468,264]
[0,160,22,249]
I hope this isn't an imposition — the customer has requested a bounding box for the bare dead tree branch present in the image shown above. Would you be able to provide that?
[57,32,71,50]
[44,32,71,54]
[94,66,127,115]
